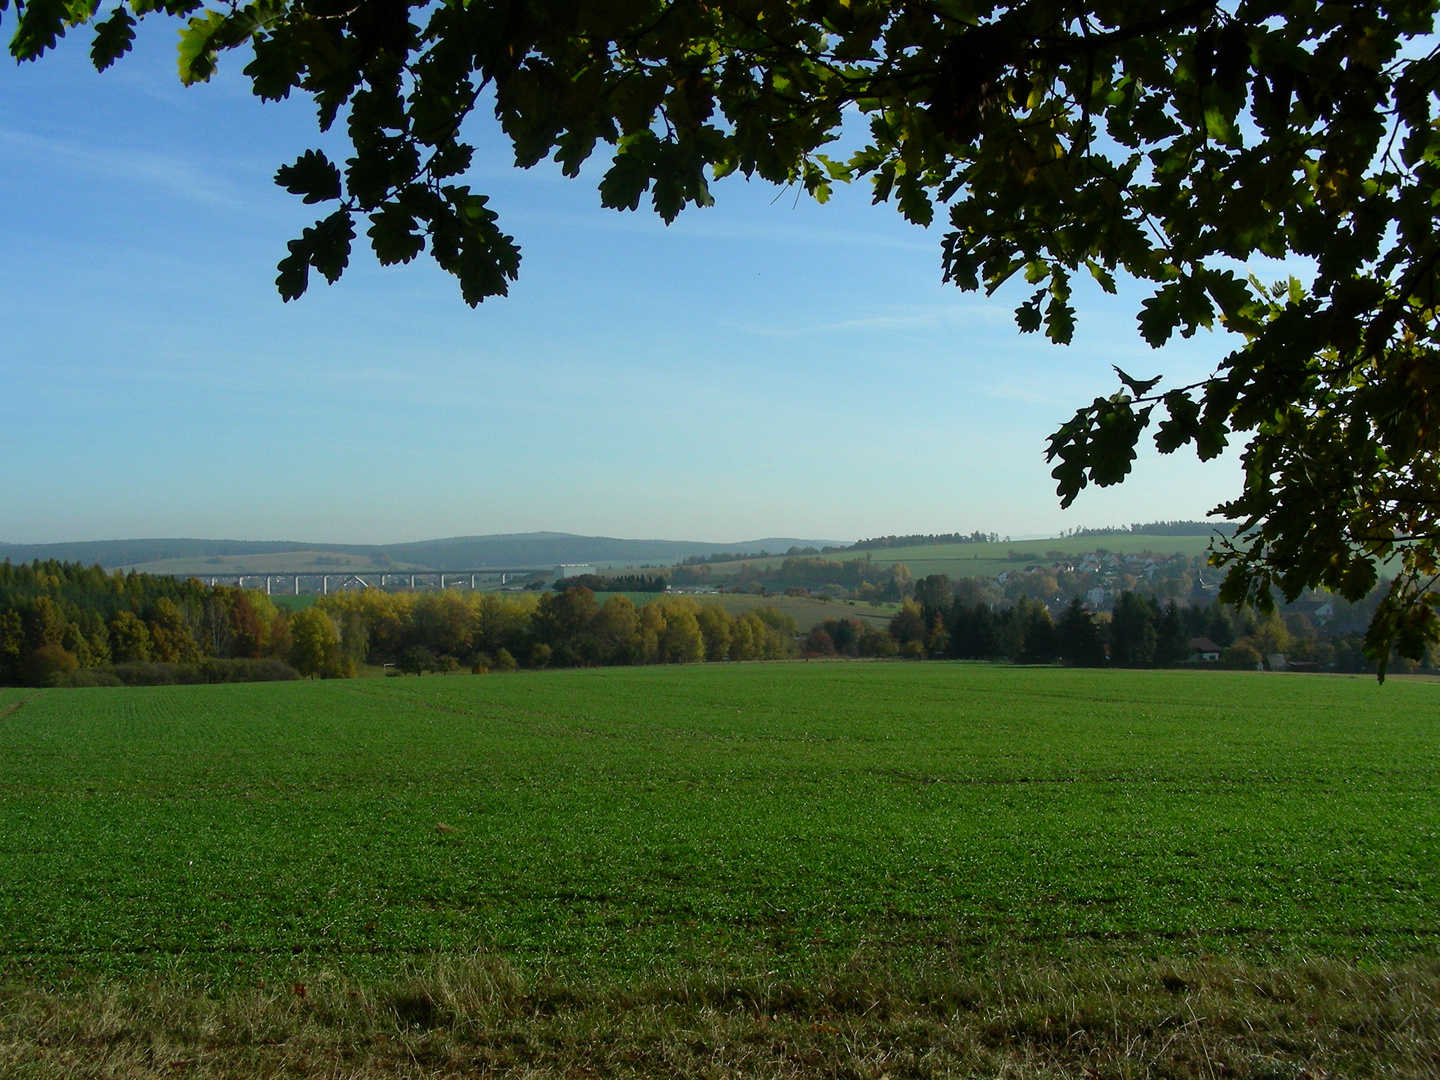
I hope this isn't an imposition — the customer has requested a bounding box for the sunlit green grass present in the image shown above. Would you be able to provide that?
[1,664,1437,983]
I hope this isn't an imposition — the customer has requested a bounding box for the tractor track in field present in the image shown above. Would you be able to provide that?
[0,692,41,721]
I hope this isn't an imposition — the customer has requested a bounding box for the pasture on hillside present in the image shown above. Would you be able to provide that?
[268,593,318,612]
[1,664,1437,985]
[115,551,426,576]
[701,533,1219,578]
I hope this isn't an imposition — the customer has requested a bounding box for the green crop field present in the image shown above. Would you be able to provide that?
[2,664,1437,988]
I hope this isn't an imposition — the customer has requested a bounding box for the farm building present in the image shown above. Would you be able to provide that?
[1189,637,1222,662]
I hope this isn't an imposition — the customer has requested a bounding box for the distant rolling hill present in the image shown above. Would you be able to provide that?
[0,533,847,574]
[382,534,845,571]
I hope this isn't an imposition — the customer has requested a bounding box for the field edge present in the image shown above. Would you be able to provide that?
[5,950,1439,1078]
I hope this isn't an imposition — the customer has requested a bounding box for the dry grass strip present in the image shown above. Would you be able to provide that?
[4,953,1439,1078]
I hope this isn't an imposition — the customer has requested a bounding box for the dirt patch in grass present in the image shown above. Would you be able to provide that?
[4,952,1438,1078]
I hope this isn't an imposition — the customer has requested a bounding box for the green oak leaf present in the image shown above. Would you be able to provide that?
[367,203,425,266]
[89,4,133,70]
[10,0,69,59]
[275,149,341,204]
[176,8,223,84]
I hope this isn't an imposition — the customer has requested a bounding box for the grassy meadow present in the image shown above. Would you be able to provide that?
[4,663,1439,1076]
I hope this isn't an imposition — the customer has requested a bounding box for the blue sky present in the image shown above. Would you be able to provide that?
[1,23,1243,545]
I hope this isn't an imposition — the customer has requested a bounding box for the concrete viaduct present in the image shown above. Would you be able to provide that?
[185,569,540,596]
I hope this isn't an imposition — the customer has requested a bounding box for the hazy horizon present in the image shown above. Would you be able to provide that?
[0,523,1233,550]
[0,529,855,548]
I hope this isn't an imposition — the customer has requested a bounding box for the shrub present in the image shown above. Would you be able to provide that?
[492,648,518,672]
[51,658,301,687]
[1222,643,1263,670]
[397,645,437,676]
[26,645,78,687]
[193,658,302,683]
[858,628,899,657]
[802,629,837,658]
[54,668,123,687]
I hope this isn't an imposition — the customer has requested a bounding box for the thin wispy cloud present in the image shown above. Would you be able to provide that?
[0,126,245,208]
[735,302,1010,338]
[980,381,1084,409]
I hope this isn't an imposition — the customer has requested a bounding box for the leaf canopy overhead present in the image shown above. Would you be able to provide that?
[8,0,1440,673]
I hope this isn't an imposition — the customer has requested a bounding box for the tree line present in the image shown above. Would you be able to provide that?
[307,588,799,676]
[0,560,292,686]
[551,573,666,593]
[862,575,1411,673]
[1065,522,1241,538]
[0,561,803,685]
[846,532,1001,551]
